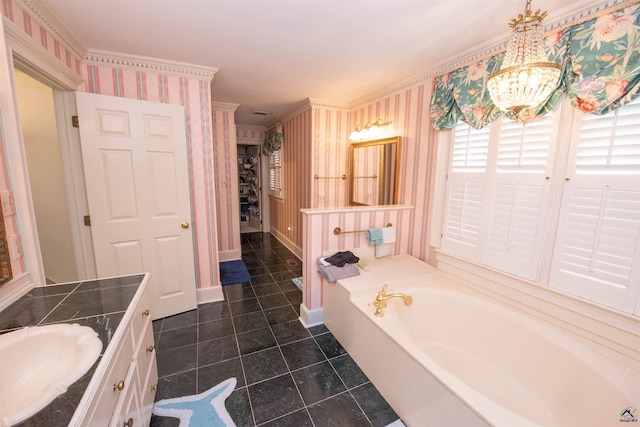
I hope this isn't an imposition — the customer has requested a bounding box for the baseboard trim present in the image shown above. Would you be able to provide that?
[270,228,302,260]
[299,303,323,328]
[196,285,224,305]
[219,250,242,262]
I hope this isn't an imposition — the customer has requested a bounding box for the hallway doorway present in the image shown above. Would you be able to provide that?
[14,69,78,283]
[238,144,262,234]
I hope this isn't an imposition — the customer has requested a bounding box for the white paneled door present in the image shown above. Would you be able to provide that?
[76,92,197,320]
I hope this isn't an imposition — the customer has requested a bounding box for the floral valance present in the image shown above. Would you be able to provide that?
[430,3,640,130]
[263,123,283,155]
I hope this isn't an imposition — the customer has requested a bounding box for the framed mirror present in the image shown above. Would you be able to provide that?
[0,212,12,286]
[349,136,401,206]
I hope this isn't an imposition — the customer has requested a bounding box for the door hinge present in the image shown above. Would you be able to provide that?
[72,115,79,128]
[83,215,91,226]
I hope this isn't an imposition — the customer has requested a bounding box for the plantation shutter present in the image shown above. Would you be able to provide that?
[550,98,640,313]
[441,123,490,260]
[485,113,556,280]
[269,149,283,198]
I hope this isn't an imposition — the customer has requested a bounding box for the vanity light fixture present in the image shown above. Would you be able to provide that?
[487,0,561,119]
[349,118,390,142]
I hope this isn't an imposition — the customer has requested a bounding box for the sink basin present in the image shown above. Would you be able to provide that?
[0,323,102,426]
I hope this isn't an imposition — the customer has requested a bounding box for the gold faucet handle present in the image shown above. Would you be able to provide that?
[379,284,388,297]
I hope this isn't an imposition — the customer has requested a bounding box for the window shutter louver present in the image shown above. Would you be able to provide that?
[574,100,640,173]
[451,125,490,172]
[496,114,553,173]
[269,149,283,198]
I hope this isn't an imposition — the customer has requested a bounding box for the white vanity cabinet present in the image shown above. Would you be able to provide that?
[69,275,158,427]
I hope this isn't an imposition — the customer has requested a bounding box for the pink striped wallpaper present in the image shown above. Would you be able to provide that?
[269,107,313,248]
[311,104,350,209]
[82,63,220,290]
[212,104,240,255]
[269,101,351,251]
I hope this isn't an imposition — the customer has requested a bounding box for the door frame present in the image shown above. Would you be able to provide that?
[13,62,95,284]
[0,27,87,296]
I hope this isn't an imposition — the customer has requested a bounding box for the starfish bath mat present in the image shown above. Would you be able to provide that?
[152,377,236,426]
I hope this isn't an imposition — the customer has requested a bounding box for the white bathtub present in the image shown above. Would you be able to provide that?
[323,255,640,427]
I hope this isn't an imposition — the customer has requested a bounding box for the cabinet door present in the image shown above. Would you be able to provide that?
[135,314,158,417]
[110,363,143,427]
[139,356,159,422]
[84,328,133,425]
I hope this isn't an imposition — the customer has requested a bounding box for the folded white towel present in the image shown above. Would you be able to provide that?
[318,256,331,267]
[382,226,396,243]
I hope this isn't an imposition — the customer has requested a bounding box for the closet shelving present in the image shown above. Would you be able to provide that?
[238,145,261,233]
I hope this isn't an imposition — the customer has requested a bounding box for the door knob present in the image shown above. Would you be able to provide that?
[181,222,190,229]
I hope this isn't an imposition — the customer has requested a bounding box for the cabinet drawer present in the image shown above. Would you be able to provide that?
[109,360,142,427]
[85,327,133,426]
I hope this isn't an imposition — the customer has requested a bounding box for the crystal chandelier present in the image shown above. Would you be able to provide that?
[487,0,561,118]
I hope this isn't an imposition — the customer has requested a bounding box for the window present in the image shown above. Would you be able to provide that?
[269,148,283,199]
[440,98,640,314]
[550,98,640,313]
[442,111,556,280]
[442,125,490,259]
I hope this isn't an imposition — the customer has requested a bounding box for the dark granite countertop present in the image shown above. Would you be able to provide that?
[0,274,146,427]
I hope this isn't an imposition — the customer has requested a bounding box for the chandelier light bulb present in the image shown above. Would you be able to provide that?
[349,118,390,142]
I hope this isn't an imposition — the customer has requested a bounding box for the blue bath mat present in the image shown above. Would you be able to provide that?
[152,377,236,426]
[292,276,303,291]
[219,260,251,286]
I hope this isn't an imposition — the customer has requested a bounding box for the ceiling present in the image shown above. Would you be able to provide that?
[44,0,606,127]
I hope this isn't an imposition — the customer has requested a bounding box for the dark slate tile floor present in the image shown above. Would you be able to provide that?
[150,232,400,427]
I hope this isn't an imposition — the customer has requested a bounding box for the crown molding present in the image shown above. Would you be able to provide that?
[349,73,433,109]
[277,97,349,126]
[278,99,312,124]
[307,98,349,111]
[212,102,239,112]
[17,0,87,59]
[84,49,219,81]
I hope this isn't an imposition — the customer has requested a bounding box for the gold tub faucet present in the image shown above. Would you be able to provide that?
[371,284,412,317]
